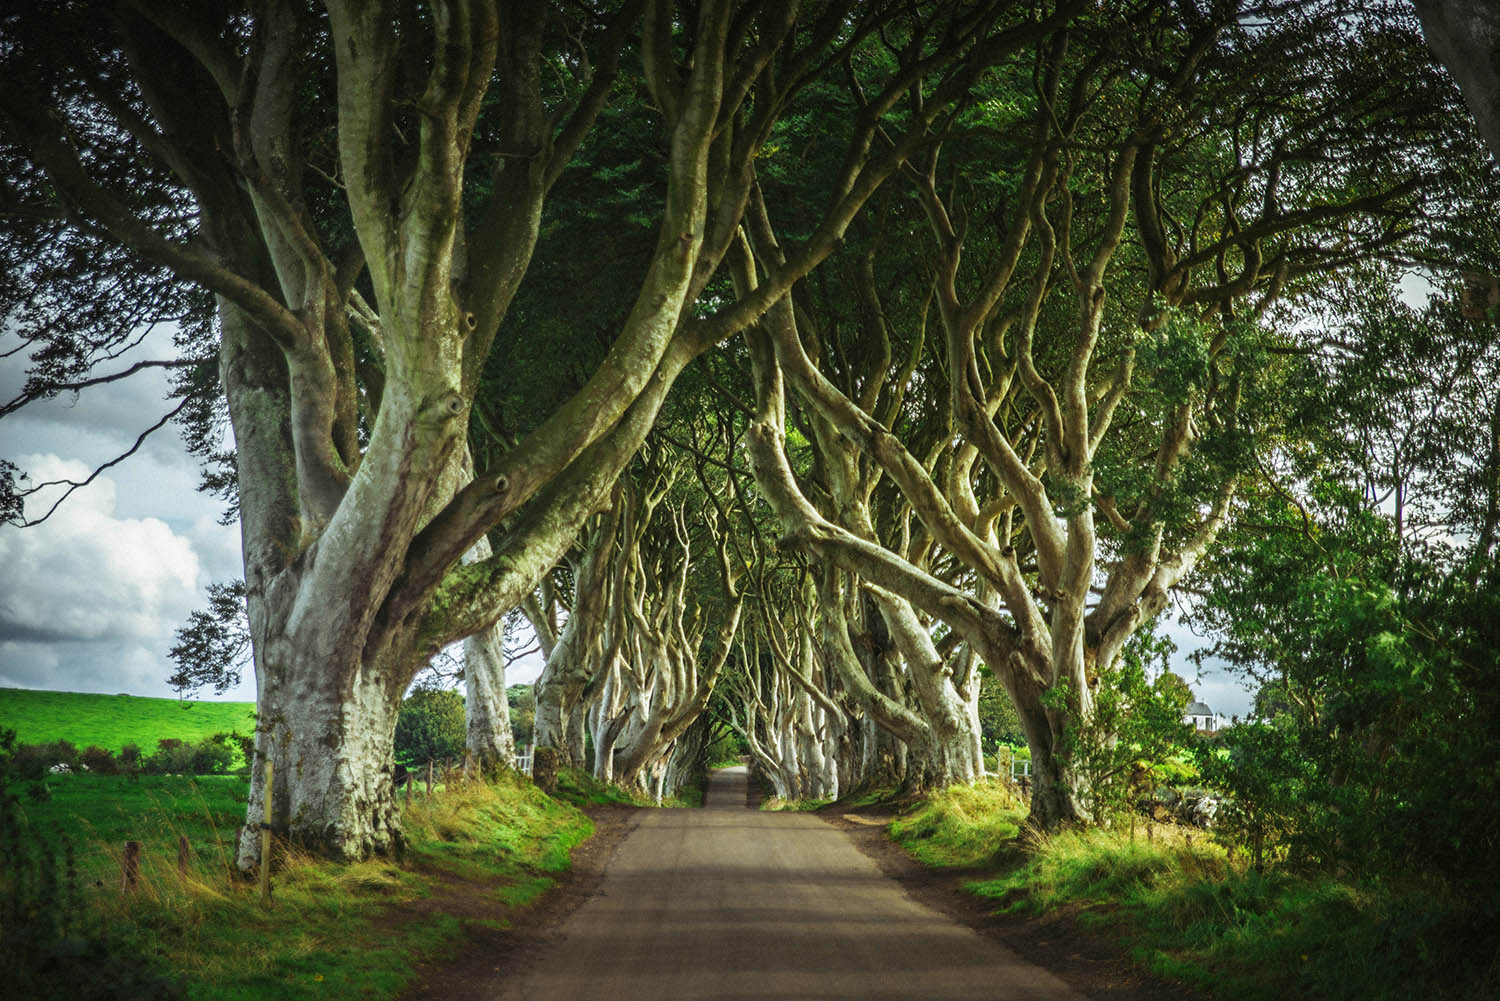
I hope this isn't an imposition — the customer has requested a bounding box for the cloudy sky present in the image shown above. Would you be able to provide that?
[0,327,1252,718]
[0,327,253,700]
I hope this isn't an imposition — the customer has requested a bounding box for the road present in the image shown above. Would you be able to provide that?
[498,766,1088,1001]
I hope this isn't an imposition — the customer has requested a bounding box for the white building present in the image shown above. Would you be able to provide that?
[1183,700,1224,733]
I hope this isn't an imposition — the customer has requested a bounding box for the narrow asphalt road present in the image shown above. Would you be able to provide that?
[498,766,1088,1001]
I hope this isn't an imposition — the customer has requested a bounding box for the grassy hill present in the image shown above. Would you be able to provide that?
[0,688,256,752]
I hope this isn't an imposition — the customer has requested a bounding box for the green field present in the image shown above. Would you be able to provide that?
[0,686,608,1000]
[5,770,592,1001]
[0,688,256,752]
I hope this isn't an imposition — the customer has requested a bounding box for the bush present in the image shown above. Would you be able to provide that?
[118,743,142,771]
[80,745,118,775]
[216,731,255,770]
[394,688,466,766]
[4,740,82,780]
[141,736,235,776]
[189,734,236,775]
[143,738,190,775]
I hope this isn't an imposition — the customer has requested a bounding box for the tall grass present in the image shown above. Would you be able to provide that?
[5,769,593,1001]
[893,786,1499,1001]
[889,778,1026,867]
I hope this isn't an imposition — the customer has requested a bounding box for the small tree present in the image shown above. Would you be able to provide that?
[394,689,467,767]
[506,685,535,749]
[1048,627,1195,824]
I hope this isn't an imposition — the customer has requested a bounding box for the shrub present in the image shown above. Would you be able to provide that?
[216,731,255,770]
[118,743,142,771]
[143,738,189,775]
[189,734,236,774]
[395,688,467,766]
[142,736,235,775]
[5,740,82,780]
[80,745,118,775]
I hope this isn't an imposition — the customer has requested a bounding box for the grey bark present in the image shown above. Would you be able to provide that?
[1414,0,1500,168]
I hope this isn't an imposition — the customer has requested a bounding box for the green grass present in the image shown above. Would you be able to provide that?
[888,779,1025,867]
[5,769,595,1001]
[0,688,256,755]
[10,773,247,885]
[892,787,1499,1001]
[552,768,647,807]
[551,767,702,809]
[762,796,832,812]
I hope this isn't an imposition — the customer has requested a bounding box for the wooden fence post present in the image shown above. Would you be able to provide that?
[259,759,274,907]
[178,835,191,879]
[121,840,141,893]
[426,760,434,797]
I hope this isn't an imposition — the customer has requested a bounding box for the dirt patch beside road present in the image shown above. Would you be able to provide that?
[397,803,642,1001]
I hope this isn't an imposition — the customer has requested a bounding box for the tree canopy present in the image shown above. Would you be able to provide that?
[1,0,1496,875]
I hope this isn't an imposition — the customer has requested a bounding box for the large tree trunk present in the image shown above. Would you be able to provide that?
[464,621,514,771]
[1414,0,1500,168]
[532,505,623,765]
[238,649,403,864]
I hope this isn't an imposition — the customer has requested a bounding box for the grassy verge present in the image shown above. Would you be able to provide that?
[0,689,256,755]
[761,796,831,812]
[552,767,702,809]
[4,769,592,1001]
[888,782,1498,1001]
[888,778,1024,866]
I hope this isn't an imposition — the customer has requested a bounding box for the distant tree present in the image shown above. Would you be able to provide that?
[507,685,535,749]
[394,689,467,767]
[167,582,250,699]
[1156,672,1194,713]
[977,674,1026,749]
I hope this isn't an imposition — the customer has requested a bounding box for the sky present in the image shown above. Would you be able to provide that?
[0,326,1252,718]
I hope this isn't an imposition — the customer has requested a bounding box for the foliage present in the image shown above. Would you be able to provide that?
[140,736,239,777]
[962,826,1497,1001]
[393,689,467,767]
[1191,457,1500,894]
[0,689,256,760]
[167,582,251,699]
[3,739,82,780]
[1046,626,1196,822]
[886,769,1500,1001]
[703,729,745,770]
[1194,559,1500,895]
[2,733,248,780]
[975,672,1026,748]
[1185,281,1500,901]
[506,684,534,749]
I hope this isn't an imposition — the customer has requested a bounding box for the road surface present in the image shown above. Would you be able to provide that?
[498,766,1088,1001]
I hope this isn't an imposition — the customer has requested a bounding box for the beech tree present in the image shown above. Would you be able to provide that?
[0,0,1077,865]
[740,0,1488,826]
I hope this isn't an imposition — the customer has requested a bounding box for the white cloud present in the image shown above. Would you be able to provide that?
[1159,611,1255,720]
[0,321,251,702]
[0,455,254,699]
